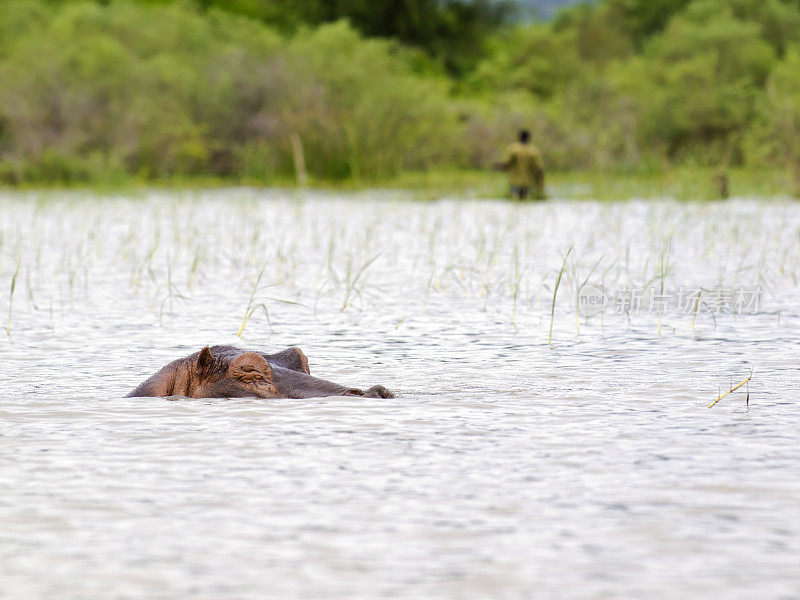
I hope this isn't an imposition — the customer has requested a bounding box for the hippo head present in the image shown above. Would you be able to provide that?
[126,345,395,399]
[193,347,281,399]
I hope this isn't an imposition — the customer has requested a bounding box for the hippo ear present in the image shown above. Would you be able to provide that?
[231,352,275,380]
[263,347,310,374]
[196,346,214,377]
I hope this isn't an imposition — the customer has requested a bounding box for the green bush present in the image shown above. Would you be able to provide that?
[1,0,799,185]
[0,1,461,183]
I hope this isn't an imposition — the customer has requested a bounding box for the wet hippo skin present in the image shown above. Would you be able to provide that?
[126,345,394,399]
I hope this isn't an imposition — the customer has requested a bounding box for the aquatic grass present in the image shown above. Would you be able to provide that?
[549,246,573,345]
[657,243,671,337]
[158,253,192,325]
[570,254,602,336]
[597,260,617,333]
[691,289,702,329]
[6,258,21,338]
[340,252,383,312]
[0,189,793,344]
[187,246,205,291]
[238,264,270,337]
[237,264,304,337]
[511,243,522,329]
[25,266,38,312]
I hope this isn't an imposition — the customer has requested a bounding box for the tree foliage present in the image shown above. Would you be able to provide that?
[0,0,799,185]
[470,0,799,171]
[0,0,458,182]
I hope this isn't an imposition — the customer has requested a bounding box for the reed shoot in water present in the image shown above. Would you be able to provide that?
[691,289,702,329]
[237,264,302,337]
[6,259,20,338]
[657,244,671,337]
[549,246,572,345]
[340,252,382,312]
[238,265,269,337]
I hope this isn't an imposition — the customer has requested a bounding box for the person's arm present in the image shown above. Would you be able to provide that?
[493,146,513,171]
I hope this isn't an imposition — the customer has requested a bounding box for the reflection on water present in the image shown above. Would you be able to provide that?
[1,190,799,599]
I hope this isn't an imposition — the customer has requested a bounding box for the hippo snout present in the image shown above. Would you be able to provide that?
[365,385,394,398]
[344,385,394,398]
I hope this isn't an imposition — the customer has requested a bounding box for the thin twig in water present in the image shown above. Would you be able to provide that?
[708,368,754,408]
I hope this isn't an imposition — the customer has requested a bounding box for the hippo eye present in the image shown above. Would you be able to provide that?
[238,367,265,380]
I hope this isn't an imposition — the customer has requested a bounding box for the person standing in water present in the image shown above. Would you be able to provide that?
[497,129,545,200]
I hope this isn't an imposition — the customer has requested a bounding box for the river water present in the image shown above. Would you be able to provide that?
[1,190,799,599]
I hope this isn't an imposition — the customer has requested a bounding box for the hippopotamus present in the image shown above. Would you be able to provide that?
[126,345,394,399]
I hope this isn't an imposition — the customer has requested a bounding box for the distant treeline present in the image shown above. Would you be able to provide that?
[0,0,799,187]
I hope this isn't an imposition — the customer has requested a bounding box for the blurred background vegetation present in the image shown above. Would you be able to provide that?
[0,0,799,194]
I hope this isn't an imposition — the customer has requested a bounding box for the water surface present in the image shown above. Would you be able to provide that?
[1,190,798,599]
